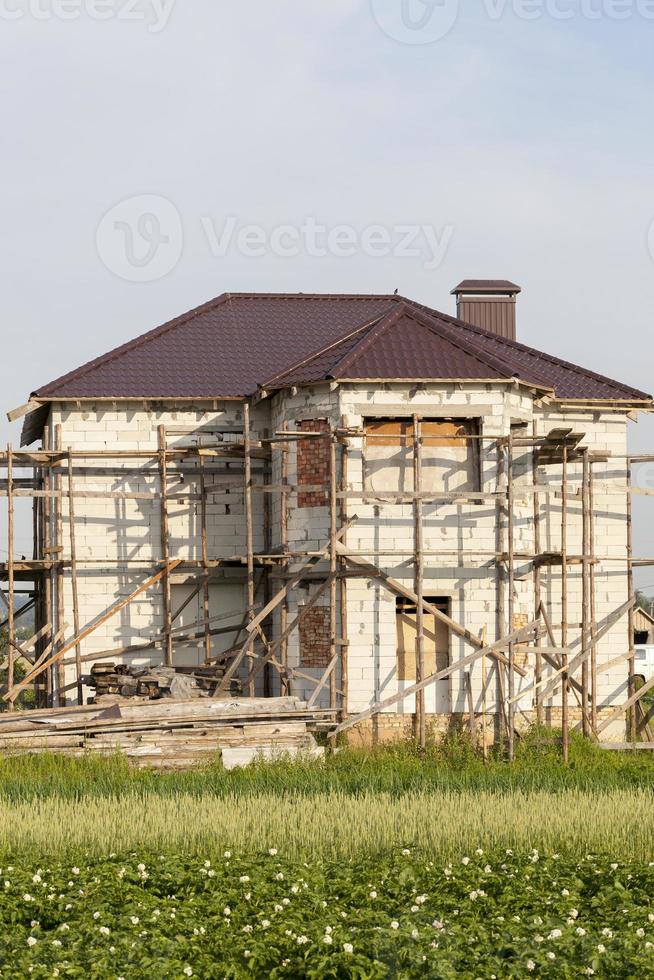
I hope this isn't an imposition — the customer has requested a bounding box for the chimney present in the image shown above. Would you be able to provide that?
[451,280,521,341]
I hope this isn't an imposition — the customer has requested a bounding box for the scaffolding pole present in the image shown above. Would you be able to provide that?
[507,433,516,761]
[243,403,256,697]
[158,426,173,666]
[6,445,14,709]
[339,425,349,720]
[413,416,426,751]
[581,448,591,737]
[561,444,569,763]
[627,457,636,742]
[532,422,543,726]
[67,451,83,705]
[329,431,338,713]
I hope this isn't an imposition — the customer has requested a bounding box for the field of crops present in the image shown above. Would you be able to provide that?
[0,735,653,977]
[2,849,654,978]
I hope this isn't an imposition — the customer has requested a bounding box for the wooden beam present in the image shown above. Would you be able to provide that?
[589,459,598,729]
[7,621,52,661]
[158,427,173,666]
[507,432,515,761]
[627,458,636,742]
[329,431,338,712]
[339,429,349,719]
[54,425,65,704]
[521,597,634,706]
[67,452,83,704]
[581,449,590,737]
[243,402,255,696]
[198,446,211,664]
[532,422,543,726]
[561,444,569,762]
[280,421,290,697]
[4,561,182,702]
[413,415,425,750]
[600,742,654,751]
[0,598,35,632]
[596,674,654,736]
[6,400,40,423]
[6,445,14,708]
[170,583,202,625]
[246,517,357,635]
[306,654,338,711]
[330,618,541,738]
[336,544,528,677]
[239,576,334,691]
[465,671,477,748]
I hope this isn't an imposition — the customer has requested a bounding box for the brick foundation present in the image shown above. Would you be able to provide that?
[344,709,627,748]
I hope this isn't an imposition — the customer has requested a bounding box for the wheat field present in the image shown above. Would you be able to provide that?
[1,788,652,860]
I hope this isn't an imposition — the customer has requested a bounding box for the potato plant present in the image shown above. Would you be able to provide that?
[0,849,653,978]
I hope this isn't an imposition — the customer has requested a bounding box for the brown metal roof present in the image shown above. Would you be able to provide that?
[265,304,530,387]
[452,280,522,294]
[30,292,651,404]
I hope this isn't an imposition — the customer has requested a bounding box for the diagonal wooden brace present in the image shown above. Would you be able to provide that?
[5,561,182,703]
[337,544,527,677]
[330,617,542,738]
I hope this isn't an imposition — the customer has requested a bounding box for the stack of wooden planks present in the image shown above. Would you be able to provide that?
[0,697,333,769]
[88,663,227,701]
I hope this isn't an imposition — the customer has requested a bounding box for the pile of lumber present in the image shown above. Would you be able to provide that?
[87,663,228,701]
[0,697,334,769]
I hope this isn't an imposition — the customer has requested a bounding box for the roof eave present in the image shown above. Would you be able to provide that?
[263,377,555,394]
[548,397,654,410]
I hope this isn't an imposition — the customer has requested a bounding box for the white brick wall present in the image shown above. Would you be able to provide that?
[46,387,632,735]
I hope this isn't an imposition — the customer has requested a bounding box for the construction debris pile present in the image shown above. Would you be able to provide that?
[0,697,331,770]
[87,663,230,702]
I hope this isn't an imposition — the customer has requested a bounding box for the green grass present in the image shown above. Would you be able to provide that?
[0,729,653,803]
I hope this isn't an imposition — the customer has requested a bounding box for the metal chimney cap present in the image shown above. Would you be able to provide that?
[451,280,522,296]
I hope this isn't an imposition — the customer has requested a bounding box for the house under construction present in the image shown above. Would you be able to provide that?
[3,281,654,758]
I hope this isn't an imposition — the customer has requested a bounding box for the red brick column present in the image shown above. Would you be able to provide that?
[297,419,330,508]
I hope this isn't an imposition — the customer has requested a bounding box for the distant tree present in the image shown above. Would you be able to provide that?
[635,590,653,614]
[0,624,36,711]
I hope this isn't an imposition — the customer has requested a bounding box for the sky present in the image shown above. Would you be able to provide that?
[1,0,654,582]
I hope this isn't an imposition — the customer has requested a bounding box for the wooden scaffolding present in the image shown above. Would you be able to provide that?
[1,412,652,759]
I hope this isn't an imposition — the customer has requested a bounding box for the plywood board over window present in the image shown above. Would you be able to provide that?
[396,597,450,713]
[363,418,480,493]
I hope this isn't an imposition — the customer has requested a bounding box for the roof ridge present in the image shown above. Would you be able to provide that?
[261,311,389,388]
[35,292,232,397]
[226,292,399,302]
[400,296,647,400]
[330,304,408,377]
[401,305,526,382]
